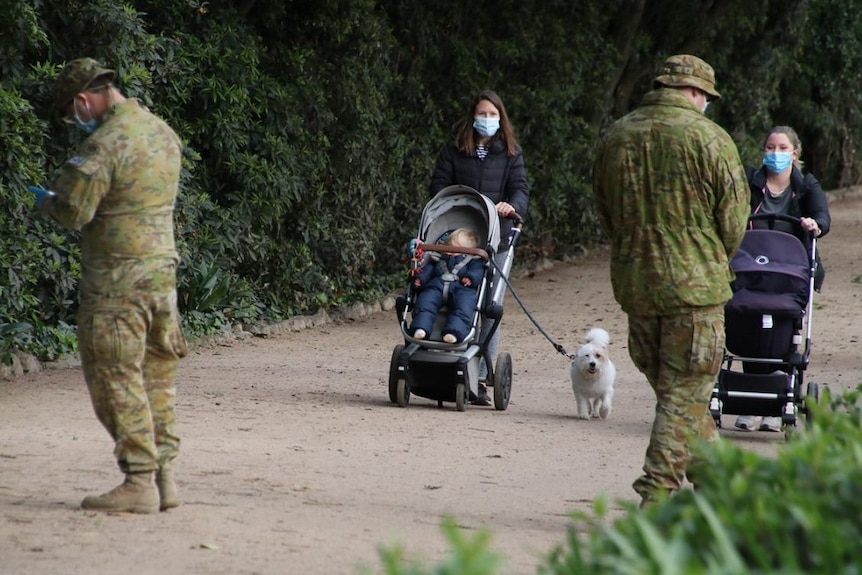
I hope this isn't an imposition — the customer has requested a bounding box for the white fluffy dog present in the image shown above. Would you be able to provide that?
[570,327,616,420]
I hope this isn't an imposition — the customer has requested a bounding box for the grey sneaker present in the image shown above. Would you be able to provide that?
[734,415,760,431]
[759,416,782,432]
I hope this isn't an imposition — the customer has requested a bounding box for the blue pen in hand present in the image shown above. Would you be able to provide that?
[27,185,56,207]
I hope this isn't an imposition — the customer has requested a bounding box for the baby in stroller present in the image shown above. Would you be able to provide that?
[390,184,519,411]
[409,228,484,344]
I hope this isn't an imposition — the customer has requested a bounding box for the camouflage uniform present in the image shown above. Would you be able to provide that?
[592,55,749,504]
[41,63,187,478]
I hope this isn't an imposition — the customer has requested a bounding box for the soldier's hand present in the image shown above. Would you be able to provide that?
[27,185,56,206]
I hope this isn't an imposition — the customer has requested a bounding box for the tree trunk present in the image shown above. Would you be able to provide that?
[591,0,645,131]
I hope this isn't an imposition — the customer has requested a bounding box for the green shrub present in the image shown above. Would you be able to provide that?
[367,517,502,575]
[0,74,81,358]
[372,387,862,575]
[177,259,268,337]
[7,1,862,360]
[542,388,862,575]
[0,320,77,363]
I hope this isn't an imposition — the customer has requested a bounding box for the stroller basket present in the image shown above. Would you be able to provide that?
[718,370,791,417]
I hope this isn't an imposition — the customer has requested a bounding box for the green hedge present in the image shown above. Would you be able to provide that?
[4,0,862,358]
[1,0,612,358]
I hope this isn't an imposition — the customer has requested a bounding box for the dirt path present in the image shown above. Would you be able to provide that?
[2,196,860,575]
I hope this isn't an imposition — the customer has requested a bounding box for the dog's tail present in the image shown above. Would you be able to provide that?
[586,327,610,347]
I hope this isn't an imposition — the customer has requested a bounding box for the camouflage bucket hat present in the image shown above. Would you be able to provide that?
[653,54,721,100]
[52,58,116,114]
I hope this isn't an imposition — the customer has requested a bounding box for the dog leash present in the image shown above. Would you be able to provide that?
[490,260,576,360]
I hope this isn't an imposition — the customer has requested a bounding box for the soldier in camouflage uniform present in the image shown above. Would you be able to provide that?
[33,58,188,514]
[591,54,749,506]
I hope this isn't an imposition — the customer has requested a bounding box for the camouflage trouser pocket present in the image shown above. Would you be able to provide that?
[169,314,189,359]
[151,292,188,360]
[79,305,144,365]
[687,308,725,376]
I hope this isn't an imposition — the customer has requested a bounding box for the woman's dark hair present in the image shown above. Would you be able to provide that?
[453,90,519,157]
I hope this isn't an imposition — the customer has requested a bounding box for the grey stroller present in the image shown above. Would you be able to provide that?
[388,185,522,411]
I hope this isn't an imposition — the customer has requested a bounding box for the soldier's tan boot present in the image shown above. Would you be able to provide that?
[81,472,159,514]
[156,466,180,511]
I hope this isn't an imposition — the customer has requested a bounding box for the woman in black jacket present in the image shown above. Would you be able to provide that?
[736,125,831,432]
[745,125,830,291]
[429,90,530,405]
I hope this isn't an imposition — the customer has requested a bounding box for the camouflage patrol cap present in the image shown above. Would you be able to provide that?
[653,54,721,100]
[52,58,116,113]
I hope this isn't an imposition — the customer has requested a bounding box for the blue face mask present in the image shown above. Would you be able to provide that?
[70,97,99,134]
[763,152,793,174]
[74,115,99,134]
[473,117,500,138]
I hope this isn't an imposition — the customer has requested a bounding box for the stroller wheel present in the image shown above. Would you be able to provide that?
[803,381,821,424]
[396,379,411,407]
[806,381,820,404]
[389,344,410,407]
[493,353,512,411]
[455,383,468,412]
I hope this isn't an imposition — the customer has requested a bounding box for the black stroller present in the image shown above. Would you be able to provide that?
[710,213,821,437]
[388,185,523,411]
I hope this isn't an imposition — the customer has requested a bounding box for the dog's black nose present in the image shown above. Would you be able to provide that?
[589,361,596,369]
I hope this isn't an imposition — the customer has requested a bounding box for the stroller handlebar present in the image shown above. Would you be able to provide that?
[748,213,816,236]
[506,212,524,228]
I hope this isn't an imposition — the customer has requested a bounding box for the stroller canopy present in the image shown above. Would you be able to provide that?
[728,229,811,314]
[419,185,500,252]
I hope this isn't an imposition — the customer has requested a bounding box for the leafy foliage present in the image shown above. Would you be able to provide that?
[372,387,862,574]
[367,517,502,575]
[0,73,79,337]
[538,388,862,574]
[2,0,860,356]
[0,320,77,364]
